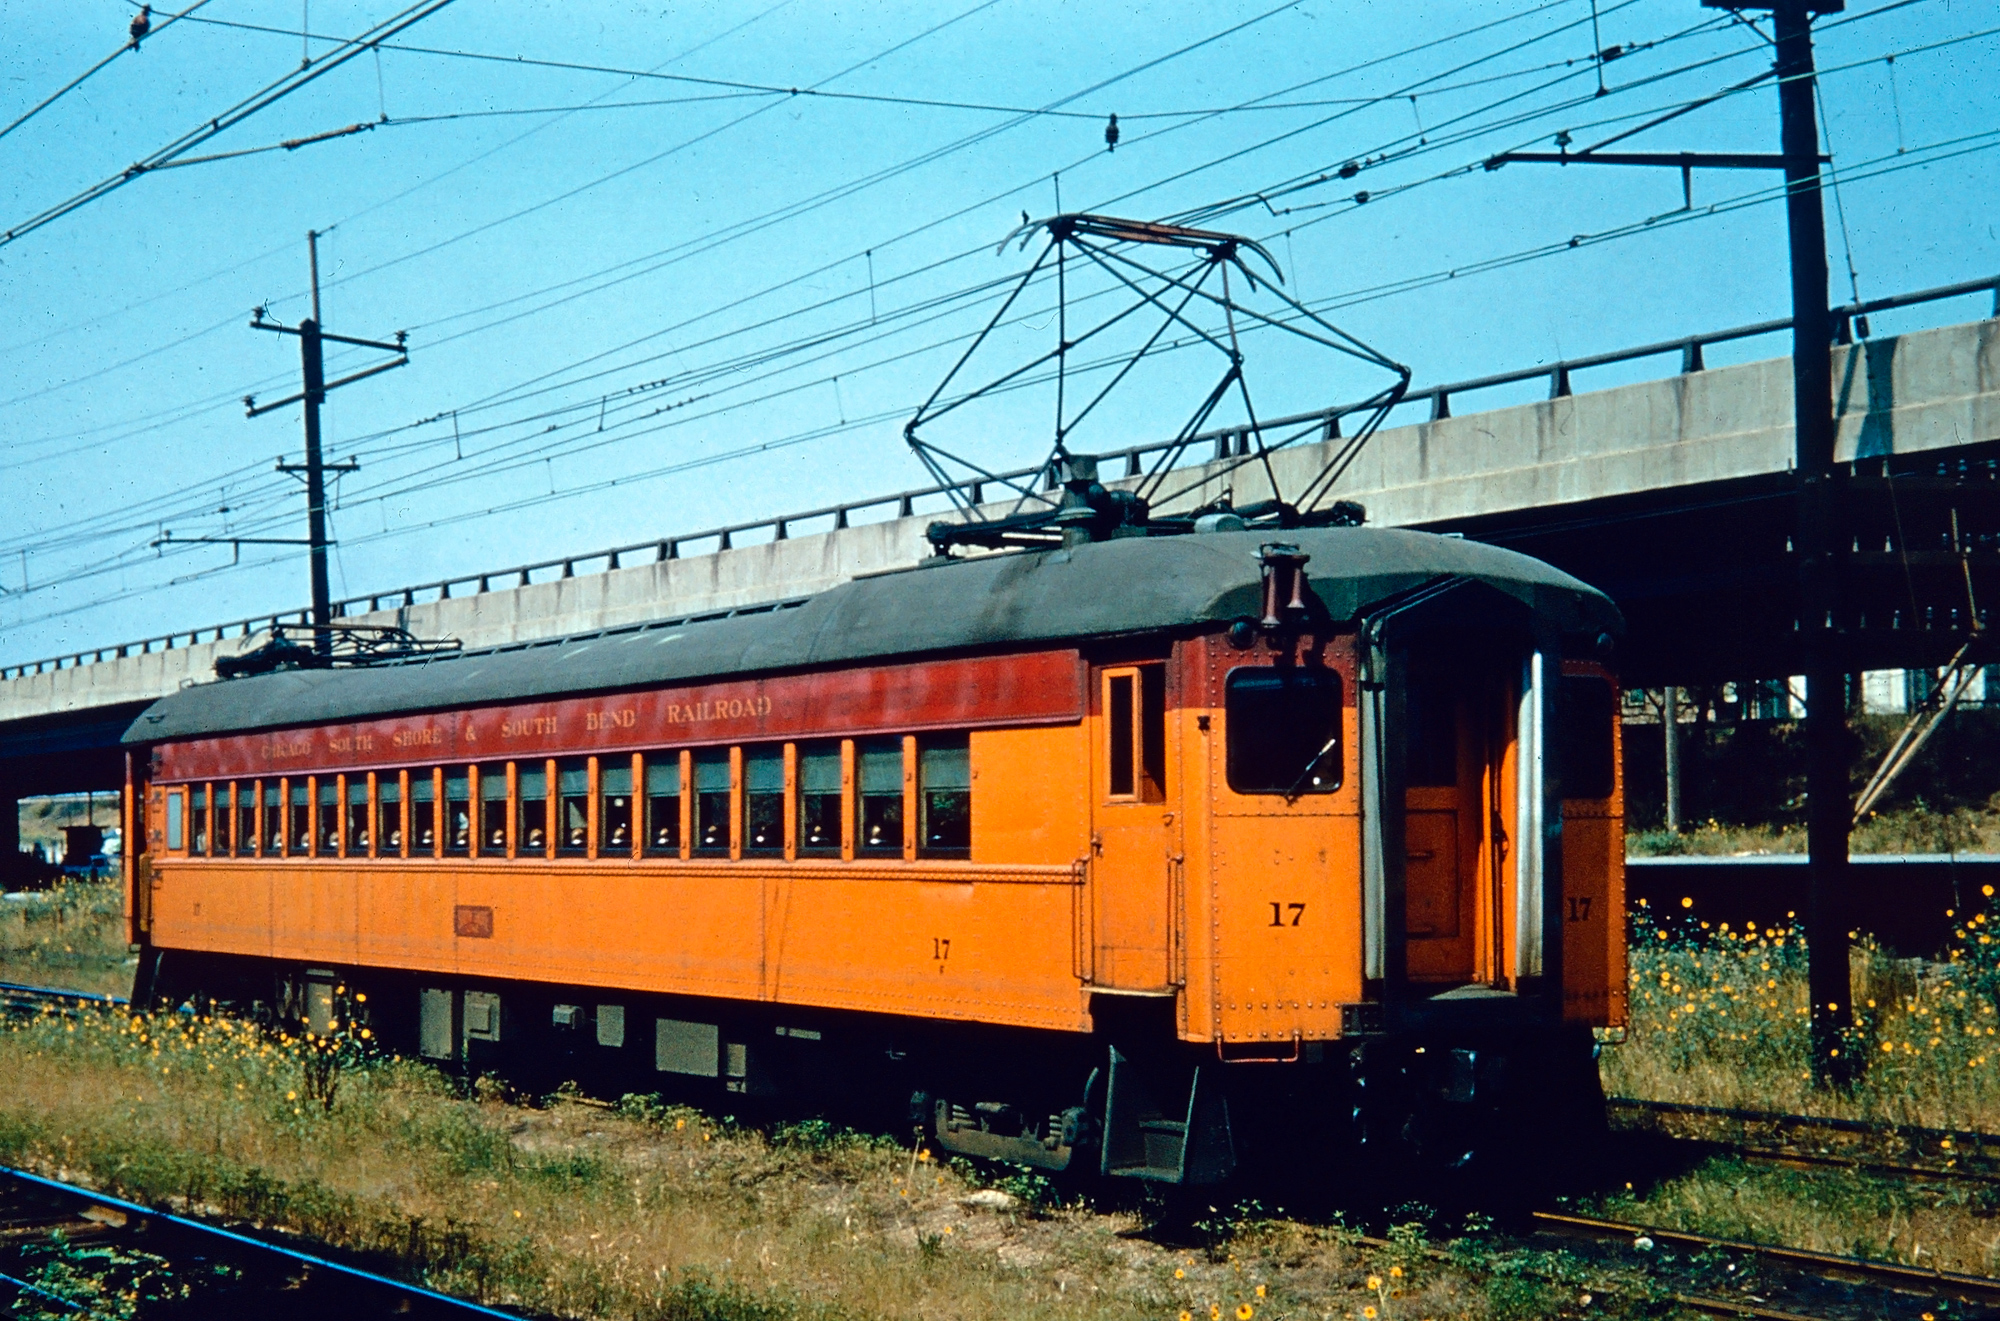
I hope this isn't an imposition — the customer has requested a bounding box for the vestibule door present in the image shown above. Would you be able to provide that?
[1403,670,1512,986]
[1089,664,1179,990]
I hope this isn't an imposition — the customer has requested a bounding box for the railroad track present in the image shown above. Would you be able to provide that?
[1530,1210,2000,1320]
[1611,1095,2000,1154]
[0,1164,524,1319]
[1608,1095,2000,1187]
[0,979,127,1017]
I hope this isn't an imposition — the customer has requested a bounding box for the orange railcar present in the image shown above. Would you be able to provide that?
[123,527,1624,1184]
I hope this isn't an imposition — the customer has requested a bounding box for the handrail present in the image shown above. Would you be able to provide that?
[5,273,1995,681]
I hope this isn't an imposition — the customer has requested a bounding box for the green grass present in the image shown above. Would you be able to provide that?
[0,878,132,997]
[1594,890,2000,1279]
[1626,803,2000,857]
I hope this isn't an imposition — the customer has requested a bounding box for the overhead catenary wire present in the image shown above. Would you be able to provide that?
[0,1,215,147]
[5,0,1616,456]
[11,133,1994,630]
[0,0,461,251]
[0,2,1976,620]
[34,116,1987,608]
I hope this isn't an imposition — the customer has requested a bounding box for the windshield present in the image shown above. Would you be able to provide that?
[1225,666,1341,795]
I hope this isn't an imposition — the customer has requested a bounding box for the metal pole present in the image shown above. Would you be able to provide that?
[1663,687,1681,833]
[1771,1,1851,1083]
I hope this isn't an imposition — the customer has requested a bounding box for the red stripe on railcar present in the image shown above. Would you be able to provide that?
[154,649,1086,782]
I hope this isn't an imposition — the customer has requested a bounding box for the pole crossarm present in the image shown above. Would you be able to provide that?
[1486,150,1823,170]
[245,355,407,416]
[244,232,411,656]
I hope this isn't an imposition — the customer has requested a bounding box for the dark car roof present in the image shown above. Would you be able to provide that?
[124,528,1619,744]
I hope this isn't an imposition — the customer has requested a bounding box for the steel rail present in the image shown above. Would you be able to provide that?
[4,271,1996,681]
[0,979,129,1008]
[1531,1210,2000,1311]
[1608,1095,2000,1155]
[0,1164,526,1318]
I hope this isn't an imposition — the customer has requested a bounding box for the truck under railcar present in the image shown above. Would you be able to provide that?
[122,527,1625,1186]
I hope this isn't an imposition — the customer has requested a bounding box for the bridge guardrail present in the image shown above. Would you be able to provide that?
[6,274,1996,681]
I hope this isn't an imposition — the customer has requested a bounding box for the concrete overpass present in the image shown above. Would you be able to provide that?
[4,276,1997,851]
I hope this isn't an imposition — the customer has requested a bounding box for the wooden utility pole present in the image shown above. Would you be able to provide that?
[1764,0,1853,1084]
[1488,0,1851,1082]
[246,232,408,656]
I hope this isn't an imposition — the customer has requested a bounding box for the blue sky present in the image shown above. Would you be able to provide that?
[1,0,1995,663]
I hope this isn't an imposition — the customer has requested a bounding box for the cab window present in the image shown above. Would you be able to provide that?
[1557,675,1617,800]
[165,790,184,852]
[1225,666,1341,795]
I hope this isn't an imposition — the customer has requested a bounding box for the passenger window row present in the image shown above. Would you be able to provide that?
[169,734,972,862]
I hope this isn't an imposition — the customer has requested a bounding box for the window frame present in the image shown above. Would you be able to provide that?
[1101,665,1168,804]
[380,771,404,858]
[794,739,844,858]
[854,736,906,858]
[317,776,341,856]
[692,748,732,857]
[643,751,684,858]
[556,758,591,858]
[740,744,785,857]
[599,754,638,858]
[165,787,185,854]
[515,760,550,859]
[1222,663,1344,797]
[190,783,210,856]
[916,733,971,859]
[345,774,371,858]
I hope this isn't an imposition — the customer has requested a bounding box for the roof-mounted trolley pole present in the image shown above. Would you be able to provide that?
[1487,0,1850,1084]
[243,231,410,657]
